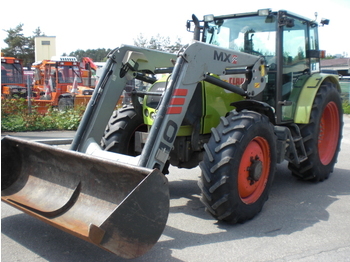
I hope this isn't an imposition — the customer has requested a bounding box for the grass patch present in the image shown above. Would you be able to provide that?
[1,97,85,132]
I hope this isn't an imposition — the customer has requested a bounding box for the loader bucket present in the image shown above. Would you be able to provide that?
[1,136,169,259]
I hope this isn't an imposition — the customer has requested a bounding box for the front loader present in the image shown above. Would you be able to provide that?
[2,9,343,259]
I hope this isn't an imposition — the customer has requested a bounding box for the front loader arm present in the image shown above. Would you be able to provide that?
[138,41,266,170]
[72,41,266,172]
[70,45,177,152]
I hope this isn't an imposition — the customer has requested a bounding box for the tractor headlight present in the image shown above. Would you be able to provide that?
[150,112,156,120]
[258,9,271,16]
[203,14,214,22]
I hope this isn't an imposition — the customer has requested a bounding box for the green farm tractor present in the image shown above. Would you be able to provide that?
[2,9,343,259]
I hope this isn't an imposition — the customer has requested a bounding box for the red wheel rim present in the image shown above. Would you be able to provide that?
[318,101,340,165]
[238,136,270,204]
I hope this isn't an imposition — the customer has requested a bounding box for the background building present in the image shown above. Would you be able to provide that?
[321,58,350,76]
[35,36,56,61]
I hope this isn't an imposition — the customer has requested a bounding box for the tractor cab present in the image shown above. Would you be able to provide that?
[1,56,26,98]
[31,56,95,113]
[33,56,82,97]
[189,9,332,124]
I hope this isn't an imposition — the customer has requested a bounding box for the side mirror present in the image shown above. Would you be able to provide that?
[285,18,295,28]
[320,18,330,26]
[279,17,295,28]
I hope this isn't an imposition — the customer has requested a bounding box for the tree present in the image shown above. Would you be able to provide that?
[69,48,112,62]
[133,34,148,48]
[2,24,45,68]
[33,27,46,37]
[133,33,184,53]
[2,24,27,57]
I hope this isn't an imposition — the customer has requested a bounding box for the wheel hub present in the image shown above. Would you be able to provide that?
[248,156,263,185]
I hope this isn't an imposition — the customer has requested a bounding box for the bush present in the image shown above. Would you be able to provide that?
[1,97,85,132]
[343,101,350,115]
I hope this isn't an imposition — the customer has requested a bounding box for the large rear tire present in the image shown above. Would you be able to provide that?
[288,81,343,181]
[199,110,276,224]
[101,105,147,156]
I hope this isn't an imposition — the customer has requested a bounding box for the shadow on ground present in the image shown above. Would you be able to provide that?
[2,162,349,262]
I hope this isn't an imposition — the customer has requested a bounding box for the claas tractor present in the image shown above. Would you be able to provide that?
[1,9,343,259]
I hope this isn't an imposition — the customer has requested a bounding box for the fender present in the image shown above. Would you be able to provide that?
[231,100,276,124]
[294,73,340,124]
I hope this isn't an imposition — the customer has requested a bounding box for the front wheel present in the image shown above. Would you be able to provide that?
[101,105,147,156]
[199,110,276,224]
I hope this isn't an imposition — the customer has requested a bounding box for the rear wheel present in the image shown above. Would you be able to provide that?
[288,81,343,181]
[199,110,276,224]
[101,105,147,156]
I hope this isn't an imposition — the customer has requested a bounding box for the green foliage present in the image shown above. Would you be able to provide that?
[68,48,112,62]
[2,24,45,68]
[343,101,350,114]
[133,33,183,53]
[1,97,85,132]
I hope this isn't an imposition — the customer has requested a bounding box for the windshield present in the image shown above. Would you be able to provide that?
[204,15,277,58]
[57,65,82,84]
[1,62,24,84]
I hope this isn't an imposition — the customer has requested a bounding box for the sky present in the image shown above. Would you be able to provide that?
[1,0,349,60]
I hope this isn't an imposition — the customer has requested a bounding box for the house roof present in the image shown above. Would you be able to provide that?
[320,58,350,67]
